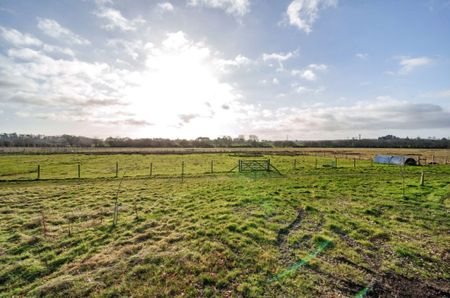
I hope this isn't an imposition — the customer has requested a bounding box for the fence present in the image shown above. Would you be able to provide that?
[0,154,448,182]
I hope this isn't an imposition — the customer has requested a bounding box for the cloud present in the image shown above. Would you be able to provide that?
[262,50,298,70]
[355,52,368,60]
[0,26,42,47]
[398,56,433,74]
[94,7,145,31]
[106,39,153,60]
[286,0,337,33]
[262,51,295,63]
[293,85,324,94]
[0,26,74,57]
[188,0,250,17]
[216,54,252,72]
[0,29,251,137]
[179,113,199,124]
[291,63,327,81]
[158,2,175,12]
[37,18,90,45]
[242,98,450,139]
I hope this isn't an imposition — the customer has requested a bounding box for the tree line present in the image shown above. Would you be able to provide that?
[0,133,449,148]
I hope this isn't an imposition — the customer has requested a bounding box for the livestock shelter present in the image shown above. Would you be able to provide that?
[373,155,417,166]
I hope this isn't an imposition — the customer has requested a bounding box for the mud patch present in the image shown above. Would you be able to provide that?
[369,272,450,298]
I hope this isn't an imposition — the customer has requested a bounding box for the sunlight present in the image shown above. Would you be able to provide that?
[122,32,239,137]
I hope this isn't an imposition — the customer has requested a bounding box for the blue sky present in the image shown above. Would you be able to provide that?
[0,0,449,140]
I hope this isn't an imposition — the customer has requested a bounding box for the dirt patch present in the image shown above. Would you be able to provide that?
[369,272,450,298]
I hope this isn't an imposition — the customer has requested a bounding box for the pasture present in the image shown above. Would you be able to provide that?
[0,152,449,297]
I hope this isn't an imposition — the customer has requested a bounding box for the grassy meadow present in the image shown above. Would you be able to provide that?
[0,153,449,297]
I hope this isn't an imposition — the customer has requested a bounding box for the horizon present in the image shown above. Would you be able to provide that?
[1,131,449,143]
[1,0,450,139]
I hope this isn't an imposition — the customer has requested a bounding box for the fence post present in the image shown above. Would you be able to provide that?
[293,159,297,170]
[181,161,185,182]
[211,160,214,173]
[115,162,119,178]
[150,163,153,177]
[353,158,356,168]
[420,172,424,186]
[401,166,405,197]
[37,164,40,180]
[334,157,338,168]
[77,162,81,178]
[315,158,318,169]
[431,155,435,163]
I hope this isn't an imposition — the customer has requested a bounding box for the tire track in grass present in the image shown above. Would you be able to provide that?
[276,208,304,265]
[270,207,332,282]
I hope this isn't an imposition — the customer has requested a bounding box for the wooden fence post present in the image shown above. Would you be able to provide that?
[293,159,297,170]
[353,158,356,168]
[181,161,185,182]
[115,162,119,178]
[211,160,214,173]
[149,163,153,177]
[77,162,81,178]
[401,166,405,197]
[37,164,40,180]
[315,158,318,169]
[420,172,425,186]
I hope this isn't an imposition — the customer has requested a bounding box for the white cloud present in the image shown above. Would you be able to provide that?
[0,26,42,47]
[262,51,295,63]
[37,18,90,45]
[188,0,250,17]
[262,50,298,70]
[241,98,450,139]
[216,54,252,72]
[294,85,324,94]
[398,56,433,74]
[0,30,252,137]
[42,44,75,57]
[106,39,153,60]
[0,26,74,58]
[94,7,145,31]
[291,63,327,81]
[355,52,368,60]
[307,63,327,70]
[301,69,316,81]
[158,2,175,12]
[286,0,337,33]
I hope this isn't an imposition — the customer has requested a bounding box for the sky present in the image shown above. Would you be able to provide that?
[0,0,450,140]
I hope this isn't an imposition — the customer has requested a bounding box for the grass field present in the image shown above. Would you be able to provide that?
[0,153,449,297]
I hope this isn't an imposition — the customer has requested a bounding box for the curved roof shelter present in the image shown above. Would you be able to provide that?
[373,155,417,166]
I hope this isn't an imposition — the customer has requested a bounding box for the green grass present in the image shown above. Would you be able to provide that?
[0,153,449,297]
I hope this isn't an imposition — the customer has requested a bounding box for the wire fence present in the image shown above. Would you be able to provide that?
[0,154,448,182]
